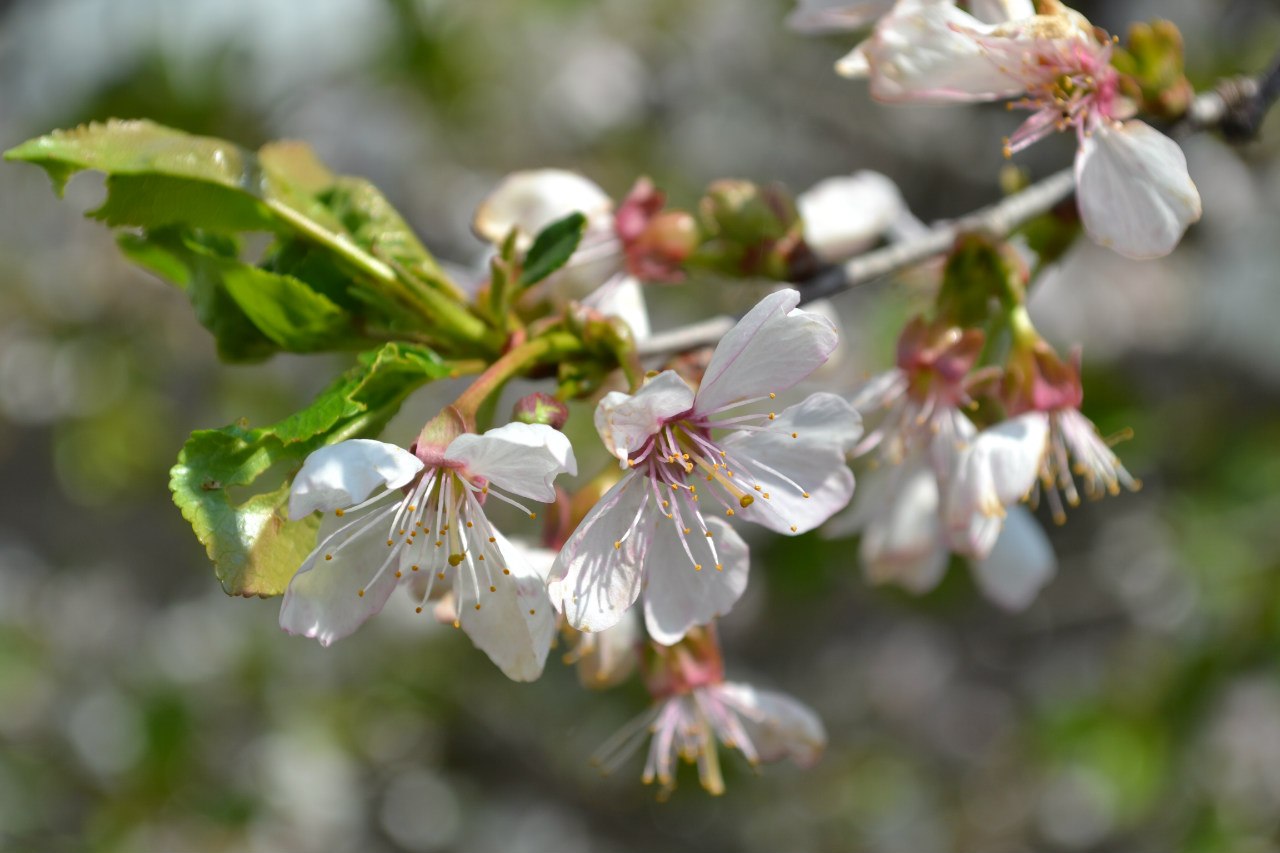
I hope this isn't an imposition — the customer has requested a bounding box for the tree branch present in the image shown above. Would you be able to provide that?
[638,60,1280,360]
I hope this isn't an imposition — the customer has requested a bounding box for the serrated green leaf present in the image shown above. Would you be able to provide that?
[4,119,257,197]
[520,212,586,287]
[170,342,451,597]
[92,174,276,231]
[119,228,352,360]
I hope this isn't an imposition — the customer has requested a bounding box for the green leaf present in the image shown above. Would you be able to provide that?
[4,119,258,197]
[170,342,451,597]
[118,228,352,360]
[520,212,586,287]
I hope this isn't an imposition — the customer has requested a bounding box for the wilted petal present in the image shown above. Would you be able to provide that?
[445,422,576,503]
[718,682,827,767]
[970,505,1055,609]
[473,169,612,249]
[594,371,695,464]
[788,0,894,34]
[798,171,906,262]
[1075,120,1202,260]
[550,475,651,634]
[458,529,557,681]
[288,439,423,520]
[643,517,749,645]
[862,2,1026,102]
[722,393,862,535]
[945,412,1047,558]
[695,289,838,415]
[279,503,403,645]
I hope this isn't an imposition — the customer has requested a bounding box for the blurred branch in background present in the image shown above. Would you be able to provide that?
[639,52,1280,359]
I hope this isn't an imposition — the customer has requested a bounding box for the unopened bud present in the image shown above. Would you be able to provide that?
[625,210,700,281]
[512,392,569,430]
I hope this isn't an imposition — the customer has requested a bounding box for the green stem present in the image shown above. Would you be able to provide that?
[452,332,585,419]
[265,200,501,354]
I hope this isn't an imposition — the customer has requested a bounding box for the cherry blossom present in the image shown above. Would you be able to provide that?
[593,680,826,798]
[550,289,862,643]
[836,0,1201,258]
[472,169,659,339]
[828,319,1053,608]
[280,422,576,681]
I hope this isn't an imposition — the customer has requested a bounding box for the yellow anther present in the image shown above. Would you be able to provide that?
[437,572,446,579]
[715,564,723,571]
[411,564,420,572]
[683,527,691,534]
[802,492,810,498]
[386,539,395,547]
[415,606,423,613]
[477,554,485,561]
[474,604,481,611]
[753,484,762,491]
[502,568,511,575]
[529,608,536,615]
[529,512,537,519]
[726,508,735,516]
[769,392,776,399]
[324,554,333,561]
[394,570,402,578]
[705,531,713,538]
[489,585,497,592]
[448,553,464,567]
[694,564,703,572]
[488,536,496,543]
[739,495,754,508]
[768,412,776,420]
[407,505,416,512]
[791,432,798,439]
[334,508,345,517]
[466,521,473,528]
[790,525,798,532]
[357,589,365,598]
[614,541,622,550]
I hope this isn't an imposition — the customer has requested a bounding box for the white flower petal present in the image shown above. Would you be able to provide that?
[798,171,907,262]
[788,0,894,34]
[862,2,1026,102]
[695,289,838,415]
[945,412,1047,558]
[279,503,404,645]
[835,41,872,78]
[445,422,576,503]
[858,456,950,593]
[581,274,652,341]
[472,169,613,250]
[573,608,641,688]
[643,517,749,645]
[967,0,1035,23]
[722,393,862,535]
[550,475,651,634]
[458,529,557,681]
[288,439,423,520]
[717,682,827,767]
[970,506,1055,609]
[594,371,695,464]
[1075,120,1202,260]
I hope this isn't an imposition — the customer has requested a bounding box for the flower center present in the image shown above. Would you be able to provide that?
[312,466,542,622]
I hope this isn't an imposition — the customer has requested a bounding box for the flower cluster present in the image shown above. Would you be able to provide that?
[803,0,1202,259]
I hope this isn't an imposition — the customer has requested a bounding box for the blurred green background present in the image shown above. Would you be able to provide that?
[3,0,1280,850]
